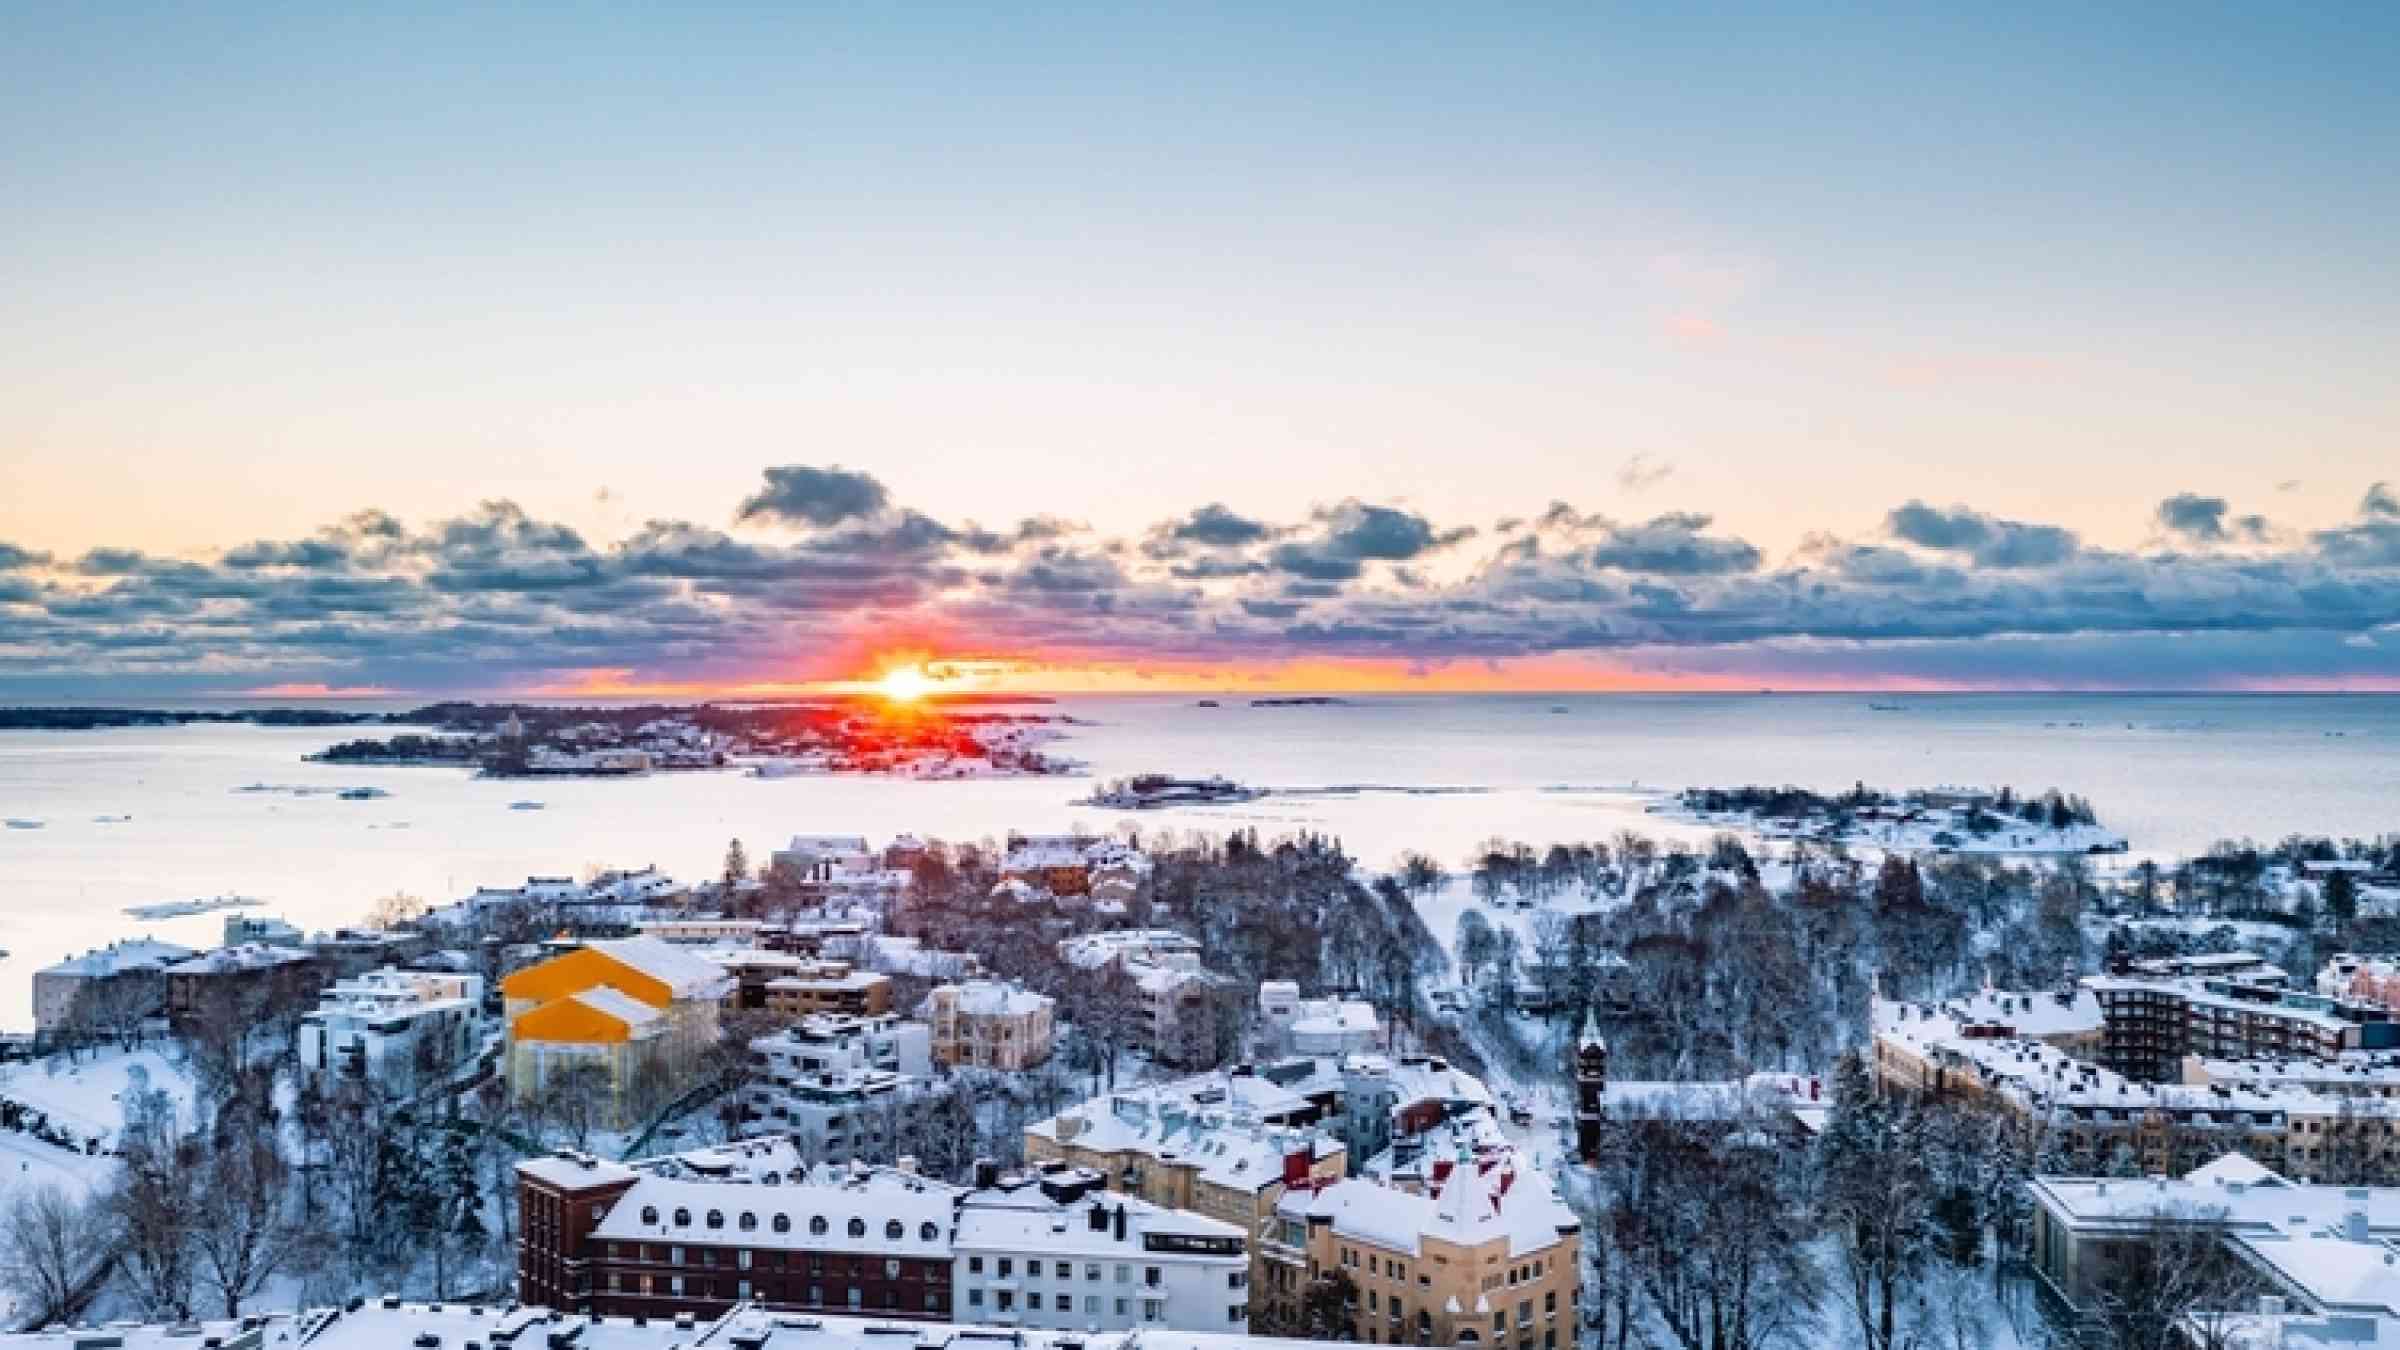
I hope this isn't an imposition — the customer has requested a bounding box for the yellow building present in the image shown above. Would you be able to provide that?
[1268,1161,1582,1349]
[503,937,733,1126]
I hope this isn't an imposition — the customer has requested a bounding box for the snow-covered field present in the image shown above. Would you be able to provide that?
[0,1046,197,1144]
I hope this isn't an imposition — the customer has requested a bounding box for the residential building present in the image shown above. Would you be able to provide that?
[738,1015,936,1163]
[1268,1157,1582,1349]
[765,961,893,1018]
[772,836,878,885]
[514,1137,1250,1332]
[516,1139,959,1319]
[503,937,734,1126]
[952,1161,1250,1332]
[2086,970,2398,1082]
[1024,1088,1349,1313]
[222,914,303,947]
[921,981,1054,1071]
[0,1301,1420,1350]
[1875,987,2400,1181]
[2027,1152,2400,1316]
[163,943,326,1030]
[31,938,193,1036]
[297,966,486,1094]
[1259,983,1382,1057]
[640,919,766,946]
[0,1301,1338,1350]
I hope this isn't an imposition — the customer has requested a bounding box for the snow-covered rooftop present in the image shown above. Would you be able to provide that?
[35,937,195,978]
[1279,1161,1579,1260]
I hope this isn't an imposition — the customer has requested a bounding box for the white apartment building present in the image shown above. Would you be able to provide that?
[740,1014,937,1164]
[1258,982,1382,1057]
[953,1162,1251,1334]
[298,966,486,1093]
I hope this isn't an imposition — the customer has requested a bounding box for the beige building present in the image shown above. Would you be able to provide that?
[1269,1160,1582,1349]
[921,980,1054,1070]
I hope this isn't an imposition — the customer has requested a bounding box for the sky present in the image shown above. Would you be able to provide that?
[2,3,2397,695]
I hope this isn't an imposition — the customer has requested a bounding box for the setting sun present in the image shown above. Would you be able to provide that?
[876,665,934,703]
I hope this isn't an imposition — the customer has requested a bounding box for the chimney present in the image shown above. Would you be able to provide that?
[974,1158,999,1190]
[2347,1209,2371,1244]
[1113,1204,1127,1242]
[1089,1203,1108,1233]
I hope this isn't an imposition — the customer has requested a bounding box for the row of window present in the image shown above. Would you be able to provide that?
[965,1257,1164,1285]
[633,1206,940,1243]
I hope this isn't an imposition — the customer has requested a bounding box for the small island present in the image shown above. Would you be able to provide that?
[1081,773,1264,809]
[1250,696,1351,707]
[1664,782,2128,855]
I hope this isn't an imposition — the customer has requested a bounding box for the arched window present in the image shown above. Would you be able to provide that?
[810,1216,829,1236]
[706,1209,725,1230]
[884,1220,903,1241]
[919,1222,939,1242]
[847,1218,866,1239]
[640,1206,659,1225]
[773,1215,792,1234]
[739,1212,758,1232]
[673,1207,691,1227]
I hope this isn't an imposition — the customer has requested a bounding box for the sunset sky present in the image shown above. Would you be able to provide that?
[3,4,2397,694]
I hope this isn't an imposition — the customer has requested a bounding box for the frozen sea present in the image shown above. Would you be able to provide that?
[0,692,2394,1029]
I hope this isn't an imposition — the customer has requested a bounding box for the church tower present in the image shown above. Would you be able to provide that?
[1573,1008,1609,1165]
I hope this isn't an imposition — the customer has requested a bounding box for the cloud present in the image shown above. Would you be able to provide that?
[1615,454,1675,493]
[1887,501,2079,569]
[736,465,891,529]
[0,543,51,571]
[6,473,2399,694]
[2156,492,2230,542]
[2365,482,2400,519]
[1163,503,1270,549]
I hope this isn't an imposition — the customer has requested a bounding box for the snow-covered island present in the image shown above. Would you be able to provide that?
[1662,782,2129,855]
[1079,773,1265,809]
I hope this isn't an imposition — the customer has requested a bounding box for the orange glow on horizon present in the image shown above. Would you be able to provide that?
[503,653,2367,699]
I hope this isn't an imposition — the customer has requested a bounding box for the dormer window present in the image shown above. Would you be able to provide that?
[774,1215,792,1234]
[740,1212,758,1232]
[673,1208,692,1227]
[885,1220,904,1241]
[811,1216,829,1236]
[849,1218,867,1238]
[641,1206,660,1225]
[706,1210,725,1230]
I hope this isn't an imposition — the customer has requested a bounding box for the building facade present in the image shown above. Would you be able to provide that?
[297,966,485,1094]
[921,981,1055,1070]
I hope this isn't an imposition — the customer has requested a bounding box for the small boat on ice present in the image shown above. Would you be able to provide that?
[509,800,545,811]
[4,819,41,830]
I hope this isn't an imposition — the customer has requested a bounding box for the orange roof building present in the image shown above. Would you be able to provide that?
[504,937,732,1128]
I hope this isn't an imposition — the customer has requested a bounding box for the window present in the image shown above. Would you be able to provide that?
[808,1285,823,1305]
[1085,1297,1100,1315]
[669,1246,684,1265]
[848,1218,867,1239]
[970,1257,985,1274]
[997,1292,1016,1312]
[969,1290,984,1308]
[886,1220,904,1241]
[1229,1307,1245,1324]
[1544,1291,1556,1315]
[921,1222,940,1242]
[999,1259,1015,1277]
[885,1259,901,1278]
[1229,1272,1245,1289]
[774,1215,791,1234]
[1087,1264,1102,1281]
[738,1250,753,1270]
[641,1206,660,1225]
[706,1209,724,1230]
[1115,1299,1129,1317]
[1143,1299,1162,1323]
[848,1288,862,1309]
[1030,1294,1044,1311]
[926,1294,945,1313]
[669,1276,685,1296]
[739,1212,757,1232]
[737,1280,751,1299]
[1056,1261,1072,1278]
[673,1208,691,1227]
[1116,1264,1132,1283]
[1146,1266,1162,1287]
[810,1216,829,1236]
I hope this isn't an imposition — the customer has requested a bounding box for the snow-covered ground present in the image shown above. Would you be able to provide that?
[0,1046,197,1144]
[1667,802,2128,856]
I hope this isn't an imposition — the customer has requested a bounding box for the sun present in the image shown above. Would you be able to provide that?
[876,665,935,703]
